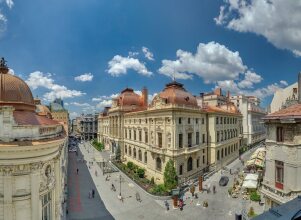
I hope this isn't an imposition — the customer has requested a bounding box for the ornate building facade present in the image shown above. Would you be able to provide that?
[261,102,301,210]
[77,113,98,140]
[0,59,67,220]
[98,81,242,184]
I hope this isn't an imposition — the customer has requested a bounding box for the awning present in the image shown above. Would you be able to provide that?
[245,173,258,181]
[242,180,257,189]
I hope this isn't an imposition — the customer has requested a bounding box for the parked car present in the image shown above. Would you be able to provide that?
[219,176,229,186]
[68,148,77,152]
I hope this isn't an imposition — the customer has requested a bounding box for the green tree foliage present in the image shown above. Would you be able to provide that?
[115,145,121,161]
[163,159,178,190]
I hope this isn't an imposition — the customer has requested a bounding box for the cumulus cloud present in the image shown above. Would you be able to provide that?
[107,55,152,77]
[237,71,263,89]
[92,94,119,102]
[216,79,287,99]
[215,0,301,56]
[70,102,92,107]
[158,41,246,82]
[26,71,85,101]
[5,0,13,9]
[142,47,154,61]
[96,99,112,110]
[69,112,79,119]
[74,73,93,82]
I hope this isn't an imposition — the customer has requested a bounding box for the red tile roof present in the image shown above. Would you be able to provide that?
[265,103,301,119]
[13,111,61,126]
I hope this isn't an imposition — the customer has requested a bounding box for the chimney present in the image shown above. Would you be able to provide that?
[299,72,301,103]
[142,87,148,107]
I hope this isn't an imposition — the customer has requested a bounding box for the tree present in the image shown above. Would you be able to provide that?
[163,159,178,190]
[115,145,121,161]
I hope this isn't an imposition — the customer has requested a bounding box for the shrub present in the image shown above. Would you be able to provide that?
[151,177,155,184]
[127,161,134,170]
[137,168,145,178]
[150,184,167,195]
[250,191,261,202]
[248,207,255,217]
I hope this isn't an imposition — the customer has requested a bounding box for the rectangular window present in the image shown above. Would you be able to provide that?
[216,117,219,124]
[203,155,205,164]
[158,133,162,148]
[129,130,132,139]
[125,129,127,138]
[196,118,198,124]
[42,192,52,220]
[179,134,183,148]
[139,130,142,141]
[188,118,191,124]
[202,134,206,143]
[275,160,284,189]
[188,133,192,147]
[197,158,200,168]
[224,118,226,124]
[202,118,205,124]
[145,131,148,143]
[221,117,223,124]
[196,132,200,145]
[217,131,219,142]
[277,127,284,142]
[179,117,182,124]
[134,130,136,140]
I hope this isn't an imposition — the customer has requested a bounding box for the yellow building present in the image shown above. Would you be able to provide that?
[98,81,242,184]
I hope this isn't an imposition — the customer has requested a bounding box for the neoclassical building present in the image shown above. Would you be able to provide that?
[98,81,242,184]
[0,59,67,220]
[261,101,301,210]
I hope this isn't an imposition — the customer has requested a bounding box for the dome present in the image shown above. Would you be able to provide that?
[117,88,142,107]
[36,104,52,118]
[154,81,198,107]
[0,62,35,111]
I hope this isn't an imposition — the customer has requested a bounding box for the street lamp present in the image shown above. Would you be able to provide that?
[119,174,122,197]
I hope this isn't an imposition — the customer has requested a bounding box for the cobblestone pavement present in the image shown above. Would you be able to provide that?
[79,142,265,220]
[67,149,114,220]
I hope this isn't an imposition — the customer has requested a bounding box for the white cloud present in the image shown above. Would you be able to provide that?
[107,55,152,77]
[142,47,154,61]
[5,0,13,9]
[216,79,287,99]
[70,102,91,107]
[215,0,301,56]
[74,73,93,82]
[92,93,119,102]
[128,51,139,57]
[69,112,78,119]
[96,99,112,110]
[238,71,263,89]
[158,41,246,82]
[280,80,288,86]
[26,71,85,101]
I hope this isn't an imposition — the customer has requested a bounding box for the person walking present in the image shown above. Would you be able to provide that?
[76,168,79,175]
[92,189,95,198]
[88,190,92,199]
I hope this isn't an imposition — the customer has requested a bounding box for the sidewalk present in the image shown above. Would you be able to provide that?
[67,149,114,220]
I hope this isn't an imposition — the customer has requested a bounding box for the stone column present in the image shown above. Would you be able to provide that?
[3,169,13,220]
[54,159,61,220]
[31,171,40,220]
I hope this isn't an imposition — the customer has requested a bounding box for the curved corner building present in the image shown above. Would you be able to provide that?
[0,61,67,220]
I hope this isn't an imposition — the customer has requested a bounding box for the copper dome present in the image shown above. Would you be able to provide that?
[0,65,35,111]
[154,81,198,107]
[117,88,142,107]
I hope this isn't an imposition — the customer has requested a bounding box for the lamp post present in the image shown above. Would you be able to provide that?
[119,174,122,197]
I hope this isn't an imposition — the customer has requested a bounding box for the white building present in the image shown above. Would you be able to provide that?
[270,82,298,113]
[0,60,67,220]
[231,95,267,146]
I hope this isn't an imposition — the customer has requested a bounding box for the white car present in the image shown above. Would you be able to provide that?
[68,148,77,152]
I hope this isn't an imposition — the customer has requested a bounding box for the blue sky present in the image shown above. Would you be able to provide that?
[1,0,301,118]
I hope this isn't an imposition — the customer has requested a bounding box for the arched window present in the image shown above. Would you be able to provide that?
[125,145,127,154]
[134,148,137,158]
[179,164,183,175]
[217,150,220,160]
[144,152,147,163]
[138,149,142,161]
[156,157,162,171]
[129,147,132,156]
[225,147,228,156]
[187,157,193,172]
[224,131,227,140]
[221,148,224,158]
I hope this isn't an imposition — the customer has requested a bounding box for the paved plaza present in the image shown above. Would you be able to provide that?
[67,142,264,220]
[67,149,114,220]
